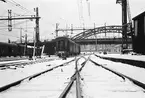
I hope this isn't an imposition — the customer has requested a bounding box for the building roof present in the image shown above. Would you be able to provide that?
[133,11,145,20]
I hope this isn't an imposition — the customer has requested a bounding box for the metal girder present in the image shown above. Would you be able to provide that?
[71,25,122,40]
[0,16,40,20]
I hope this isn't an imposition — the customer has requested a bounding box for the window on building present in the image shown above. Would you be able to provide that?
[134,20,138,36]
[144,16,145,35]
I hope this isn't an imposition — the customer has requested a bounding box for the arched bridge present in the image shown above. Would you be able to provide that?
[71,25,123,40]
[70,25,132,53]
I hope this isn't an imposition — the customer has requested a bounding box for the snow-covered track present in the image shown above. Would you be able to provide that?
[0,57,28,62]
[0,58,56,70]
[59,56,88,98]
[90,58,145,90]
[0,58,75,92]
[94,54,145,68]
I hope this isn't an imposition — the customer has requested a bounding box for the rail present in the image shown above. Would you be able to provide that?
[90,58,145,90]
[59,56,88,98]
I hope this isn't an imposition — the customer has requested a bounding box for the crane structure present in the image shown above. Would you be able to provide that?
[116,0,132,52]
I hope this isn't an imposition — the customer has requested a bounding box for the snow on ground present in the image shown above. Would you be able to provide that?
[0,60,76,98]
[97,53,145,62]
[80,60,145,98]
[0,56,74,88]
[65,81,77,98]
[0,59,29,65]
[90,55,145,85]
[0,56,28,62]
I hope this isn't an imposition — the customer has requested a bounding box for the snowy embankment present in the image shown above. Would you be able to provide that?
[97,53,145,62]
[90,55,145,84]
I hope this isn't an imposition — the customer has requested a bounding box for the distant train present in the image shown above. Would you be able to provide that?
[132,11,145,54]
[54,37,80,58]
[0,42,41,58]
[43,41,55,56]
[0,37,80,58]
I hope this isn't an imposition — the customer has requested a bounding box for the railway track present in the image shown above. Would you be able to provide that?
[90,59,145,89]
[0,57,28,62]
[0,57,58,70]
[94,54,145,68]
[1,55,145,98]
[59,55,145,98]
[0,57,76,92]
[59,56,88,98]
[0,56,88,98]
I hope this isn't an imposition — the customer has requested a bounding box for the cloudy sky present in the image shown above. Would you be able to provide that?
[0,0,145,42]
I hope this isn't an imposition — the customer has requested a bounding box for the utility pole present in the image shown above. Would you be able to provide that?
[116,0,128,52]
[35,7,40,56]
[24,34,27,56]
[71,24,73,34]
[104,23,107,52]
[122,0,128,50]
[35,7,40,44]
[8,10,12,31]
[20,28,22,43]
[55,23,59,37]
[94,23,97,52]
[83,23,85,32]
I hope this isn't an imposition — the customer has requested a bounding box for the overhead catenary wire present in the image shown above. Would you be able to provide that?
[6,0,35,15]
[0,20,34,32]
[12,20,32,27]
[0,32,19,38]
[0,0,37,42]
[0,0,36,29]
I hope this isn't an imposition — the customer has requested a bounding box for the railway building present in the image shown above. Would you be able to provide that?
[132,11,145,54]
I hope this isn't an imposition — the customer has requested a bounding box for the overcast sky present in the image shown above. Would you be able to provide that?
[0,0,145,42]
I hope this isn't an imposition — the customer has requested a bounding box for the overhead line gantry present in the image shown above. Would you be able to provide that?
[0,7,40,57]
[0,7,40,43]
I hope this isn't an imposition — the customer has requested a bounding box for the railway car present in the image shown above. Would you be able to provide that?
[132,11,145,54]
[0,42,42,57]
[0,42,21,57]
[55,37,80,58]
[43,41,55,56]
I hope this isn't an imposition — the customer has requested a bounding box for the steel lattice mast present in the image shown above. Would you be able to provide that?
[116,0,128,52]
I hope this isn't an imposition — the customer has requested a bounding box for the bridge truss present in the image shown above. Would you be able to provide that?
[71,25,123,40]
[56,25,132,40]
[56,25,132,52]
